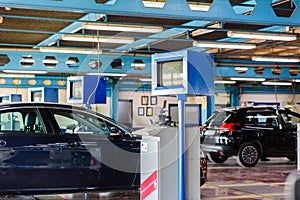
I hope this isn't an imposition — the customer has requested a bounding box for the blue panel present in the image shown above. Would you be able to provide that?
[83,76,107,104]
[44,88,58,103]
[253,102,280,106]
[187,50,215,96]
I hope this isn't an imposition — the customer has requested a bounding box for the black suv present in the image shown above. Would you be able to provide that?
[201,106,300,167]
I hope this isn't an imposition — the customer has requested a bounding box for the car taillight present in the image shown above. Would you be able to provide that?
[201,158,206,168]
[90,156,97,166]
[200,126,204,131]
[220,123,240,132]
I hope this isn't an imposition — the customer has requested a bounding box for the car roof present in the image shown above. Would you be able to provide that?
[0,102,134,133]
[0,102,83,110]
[215,105,299,115]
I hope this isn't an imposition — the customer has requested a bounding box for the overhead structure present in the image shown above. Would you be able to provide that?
[0,0,298,89]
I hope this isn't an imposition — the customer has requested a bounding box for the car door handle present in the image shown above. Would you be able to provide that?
[0,140,7,147]
[67,141,81,147]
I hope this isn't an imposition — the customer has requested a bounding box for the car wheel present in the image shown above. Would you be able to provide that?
[236,142,260,167]
[207,152,228,163]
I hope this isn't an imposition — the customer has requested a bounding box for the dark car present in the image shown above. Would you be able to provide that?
[201,106,300,167]
[0,102,140,195]
[200,150,207,186]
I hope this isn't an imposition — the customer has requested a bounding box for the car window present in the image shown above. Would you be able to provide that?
[0,109,45,133]
[209,111,233,126]
[50,109,111,136]
[245,112,278,128]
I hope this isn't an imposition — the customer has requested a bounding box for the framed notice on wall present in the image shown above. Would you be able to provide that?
[141,96,148,105]
[138,107,145,116]
[146,107,153,116]
[150,96,157,105]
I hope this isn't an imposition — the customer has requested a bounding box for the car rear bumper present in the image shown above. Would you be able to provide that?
[201,144,236,156]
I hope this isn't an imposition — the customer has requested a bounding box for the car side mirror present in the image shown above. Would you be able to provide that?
[109,127,122,137]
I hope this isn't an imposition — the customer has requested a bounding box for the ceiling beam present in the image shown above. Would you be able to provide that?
[0,0,300,26]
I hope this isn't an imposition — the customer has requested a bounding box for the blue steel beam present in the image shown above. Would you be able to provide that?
[0,0,299,26]
[0,75,67,88]
[216,66,300,80]
[0,50,151,75]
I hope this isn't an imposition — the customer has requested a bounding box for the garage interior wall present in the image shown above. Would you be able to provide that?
[119,91,207,128]
[240,93,300,111]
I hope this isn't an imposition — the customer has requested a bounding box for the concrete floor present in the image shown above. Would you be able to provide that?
[201,157,297,200]
[3,157,297,200]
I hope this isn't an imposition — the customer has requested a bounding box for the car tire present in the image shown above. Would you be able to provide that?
[207,152,228,163]
[236,142,260,167]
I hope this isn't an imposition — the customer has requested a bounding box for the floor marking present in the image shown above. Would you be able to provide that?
[201,181,286,199]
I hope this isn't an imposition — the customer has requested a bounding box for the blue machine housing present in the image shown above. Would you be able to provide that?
[152,50,214,96]
[67,76,106,104]
[0,94,22,103]
[28,87,58,103]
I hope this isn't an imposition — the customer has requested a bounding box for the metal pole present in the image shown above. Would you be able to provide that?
[297,123,300,171]
[177,94,186,200]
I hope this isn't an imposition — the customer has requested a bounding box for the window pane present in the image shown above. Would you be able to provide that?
[0,109,44,133]
[51,109,108,136]
[0,111,24,131]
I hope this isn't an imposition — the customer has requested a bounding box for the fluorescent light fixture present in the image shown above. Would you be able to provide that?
[235,67,248,71]
[293,79,300,82]
[20,57,35,64]
[66,57,79,65]
[262,81,292,86]
[131,59,145,70]
[230,77,266,82]
[43,59,58,64]
[62,34,134,44]
[139,78,152,82]
[3,70,47,74]
[193,41,256,49]
[252,56,300,63]
[82,22,163,33]
[227,31,297,41]
[86,73,127,77]
[142,1,165,8]
[40,47,102,54]
[0,73,35,78]
[191,29,214,37]
[214,80,236,84]
[188,3,210,11]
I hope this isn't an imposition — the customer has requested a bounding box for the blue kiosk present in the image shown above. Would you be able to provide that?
[151,49,214,200]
